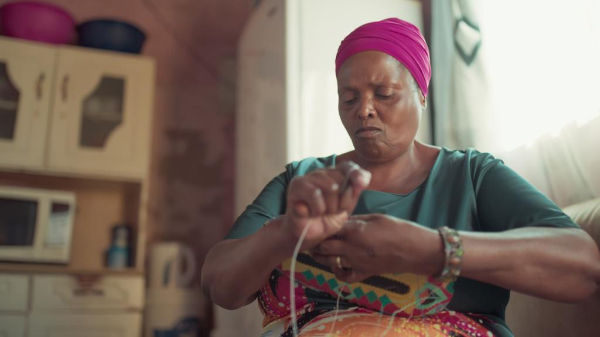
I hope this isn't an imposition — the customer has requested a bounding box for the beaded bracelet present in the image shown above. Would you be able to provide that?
[436,226,463,282]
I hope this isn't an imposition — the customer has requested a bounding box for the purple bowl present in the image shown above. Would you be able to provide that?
[0,1,76,44]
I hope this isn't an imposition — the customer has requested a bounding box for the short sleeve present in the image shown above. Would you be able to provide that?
[224,156,334,240]
[225,171,289,240]
[472,152,579,232]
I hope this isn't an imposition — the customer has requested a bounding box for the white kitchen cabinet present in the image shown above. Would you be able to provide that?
[47,47,154,180]
[0,37,155,181]
[0,315,26,337]
[32,274,144,310]
[0,274,29,312]
[0,37,56,170]
[0,273,144,337]
[28,312,141,337]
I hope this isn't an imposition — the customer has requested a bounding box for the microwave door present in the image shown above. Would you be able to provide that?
[45,202,73,247]
[35,196,76,263]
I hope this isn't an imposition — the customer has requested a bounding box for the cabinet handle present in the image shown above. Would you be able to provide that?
[61,74,70,102]
[36,73,45,101]
[73,288,105,297]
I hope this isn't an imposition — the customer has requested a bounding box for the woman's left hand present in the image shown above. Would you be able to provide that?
[310,214,445,283]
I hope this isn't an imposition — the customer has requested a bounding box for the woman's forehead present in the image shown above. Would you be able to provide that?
[337,52,406,88]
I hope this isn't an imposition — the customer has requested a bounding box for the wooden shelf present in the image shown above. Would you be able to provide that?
[0,171,147,275]
[0,166,146,184]
[0,263,143,276]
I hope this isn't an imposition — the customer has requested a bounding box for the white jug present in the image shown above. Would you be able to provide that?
[149,242,196,289]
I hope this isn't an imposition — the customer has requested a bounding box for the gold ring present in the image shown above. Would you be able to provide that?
[336,255,343,269]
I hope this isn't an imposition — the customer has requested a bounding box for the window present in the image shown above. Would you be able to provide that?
[481,0,600,152]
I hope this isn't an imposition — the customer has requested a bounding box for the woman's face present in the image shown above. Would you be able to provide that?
[337,51,425,163]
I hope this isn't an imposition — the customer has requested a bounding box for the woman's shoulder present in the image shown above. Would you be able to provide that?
[436,148,508,185]
[441,147,504,169]
[285,154,336,177]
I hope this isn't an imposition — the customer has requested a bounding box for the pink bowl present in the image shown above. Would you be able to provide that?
[0,1,76,44]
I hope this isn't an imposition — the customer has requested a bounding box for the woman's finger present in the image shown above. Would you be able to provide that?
[307,171,343,214]
[312,239,346,256]
[310,253,331,267]
[321,211,349,237]
[338,182,355,213]
[312,253,352,271]
[337,218,369,238]
[292,202,310,218]
[288,178,326,217]
[345,214,379,222]
[335,161,371,211]
[335,161,360,184]
[346,165,371,198]
[333,267,357,283]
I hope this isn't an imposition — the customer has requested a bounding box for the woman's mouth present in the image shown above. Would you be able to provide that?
[355,127,382,138]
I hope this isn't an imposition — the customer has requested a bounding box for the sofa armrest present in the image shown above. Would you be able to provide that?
[563,198,600,247]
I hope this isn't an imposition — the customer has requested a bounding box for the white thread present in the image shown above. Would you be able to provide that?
[379,291,437,337]
[290,230,437,337]
[378,275,443,337]
[289,168,353,336]
[377,306,385,327]
[288,224,445,337]
[286,169,445,335]
[290,222,313,337]
[328,287,343,334]
[289,232,445,337]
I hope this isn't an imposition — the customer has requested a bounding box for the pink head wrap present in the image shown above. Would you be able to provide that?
[335,18,431,97]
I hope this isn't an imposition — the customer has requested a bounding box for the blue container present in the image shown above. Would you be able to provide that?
[77,19,146,54]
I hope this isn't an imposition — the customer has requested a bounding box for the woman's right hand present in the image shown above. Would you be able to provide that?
[283,161,371,250]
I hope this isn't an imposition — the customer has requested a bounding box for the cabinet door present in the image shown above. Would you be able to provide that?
[32,274,144,310]
[0,37,56,170]
[48,47,154,180]
[0,274,29,312]
[28,312,141,337]
[0,315,26,337]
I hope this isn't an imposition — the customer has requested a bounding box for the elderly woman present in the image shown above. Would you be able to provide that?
[202,18,600,336]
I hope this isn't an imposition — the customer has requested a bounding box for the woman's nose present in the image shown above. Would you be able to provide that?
[357,97,376,120]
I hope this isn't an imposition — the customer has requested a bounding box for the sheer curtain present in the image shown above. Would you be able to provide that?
[432,0,600,206]
[482,0,600,206]
[481,0,600,153]
[431,0,491,150]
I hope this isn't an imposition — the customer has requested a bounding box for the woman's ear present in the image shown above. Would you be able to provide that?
[420,91,427,110]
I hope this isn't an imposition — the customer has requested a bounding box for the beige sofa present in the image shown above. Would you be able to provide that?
[505,198,600,336]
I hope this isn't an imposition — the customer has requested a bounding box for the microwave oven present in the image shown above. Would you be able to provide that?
[0,186,76,263]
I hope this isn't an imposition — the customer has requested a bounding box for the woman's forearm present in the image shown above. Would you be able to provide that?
[201,217,295,309]
[459,227,600,303]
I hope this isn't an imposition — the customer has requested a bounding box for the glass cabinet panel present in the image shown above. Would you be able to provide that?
[80,76,125,148]
[48,46,153,179]
[0,62,20,140]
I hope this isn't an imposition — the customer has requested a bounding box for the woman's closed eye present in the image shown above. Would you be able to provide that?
[344,96,358,105]
[375,89,395,100]
[376,94,393,100]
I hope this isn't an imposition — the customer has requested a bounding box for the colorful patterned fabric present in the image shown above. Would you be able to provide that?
[261,308,496,337]
[281,253,453,317]
[258,255,495,336]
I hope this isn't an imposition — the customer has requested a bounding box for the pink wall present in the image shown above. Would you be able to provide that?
[0,0,252,274]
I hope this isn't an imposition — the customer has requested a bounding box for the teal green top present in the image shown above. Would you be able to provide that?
[226,148,578,335]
